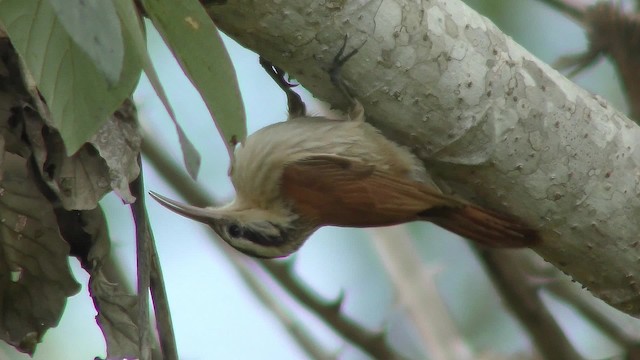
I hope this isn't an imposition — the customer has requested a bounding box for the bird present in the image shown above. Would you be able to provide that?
[150,39,538,258]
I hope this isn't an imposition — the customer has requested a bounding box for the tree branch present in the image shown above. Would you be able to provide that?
[130,162,179,360]
[474,248,582,360]
[202,0,640,318]
[534,0,587,23]
[228,253,334,360]
[260,260,402,360]
[543,2,640,121]
[547,280,640,351]
[131,168,152,360]
[510,251,640,357]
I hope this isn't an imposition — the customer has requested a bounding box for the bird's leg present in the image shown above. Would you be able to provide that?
[259,57,306,118]
[329,36,366,122]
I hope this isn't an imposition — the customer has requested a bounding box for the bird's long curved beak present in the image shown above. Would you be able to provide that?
[149,191,218,224]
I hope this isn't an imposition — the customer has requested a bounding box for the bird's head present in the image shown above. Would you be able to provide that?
[149,191,309,258]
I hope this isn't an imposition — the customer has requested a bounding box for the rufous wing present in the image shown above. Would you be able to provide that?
[281,155,537,247]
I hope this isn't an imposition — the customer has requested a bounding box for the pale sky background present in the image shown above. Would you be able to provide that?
[1,0,634,359]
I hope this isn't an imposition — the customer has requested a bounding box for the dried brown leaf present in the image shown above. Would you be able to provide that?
[89,100,141,204]
[77,208,140,359]
[0,148,79,354]
[24,99,141,210]
[90,269,140,359]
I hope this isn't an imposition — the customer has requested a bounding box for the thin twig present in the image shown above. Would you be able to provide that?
[131,158,179,360]
[512,252,640,355]
[534,0,588,23]
[229,250,334,360]
[260,260,403,360]
[149,244,179,360]
[131,166,153,360]
[508,252,640,358]
[546,280,639,348]
[473,247,583,360]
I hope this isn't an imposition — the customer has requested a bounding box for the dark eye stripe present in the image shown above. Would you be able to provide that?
[241,226,285,247]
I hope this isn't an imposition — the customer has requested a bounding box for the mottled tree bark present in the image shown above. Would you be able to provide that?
[204,0,640,317]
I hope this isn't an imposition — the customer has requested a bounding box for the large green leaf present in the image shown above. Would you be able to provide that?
[115,0,201,179]
[46,0,124,85]
[142,0,247,158]
[0,0,142,154]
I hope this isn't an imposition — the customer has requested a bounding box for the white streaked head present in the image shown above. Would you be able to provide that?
[149,191,309,258]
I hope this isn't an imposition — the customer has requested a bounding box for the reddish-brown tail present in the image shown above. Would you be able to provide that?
[419,205,538,248]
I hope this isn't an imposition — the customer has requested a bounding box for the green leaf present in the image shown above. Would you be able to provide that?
[114,0,202,179]
[46,0,124,85]
[142,0,247,158]
[0,0,142,154]
[175,124,201,180]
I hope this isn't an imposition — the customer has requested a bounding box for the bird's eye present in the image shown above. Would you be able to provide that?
[227,224,242,238]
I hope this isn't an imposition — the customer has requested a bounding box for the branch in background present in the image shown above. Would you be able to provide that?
[534,0,587,23]
[369,227,472,360]
[510,251,640,357]
[142,130,404,359]
[583,2,640,121]
[547,281,640,352]
[473,248,583,360]
[229,252,334,360]
[540,1,640,120]
[260,260,402,360]
[149,244,179,360]
[130,158,178,360]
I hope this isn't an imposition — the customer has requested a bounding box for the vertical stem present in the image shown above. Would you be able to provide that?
[131,173,151,360]
[131,155,179,359]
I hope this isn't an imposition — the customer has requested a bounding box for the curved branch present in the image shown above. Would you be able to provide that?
[535,0,587,23]
[474,248,582,360]
[204,0,640,318]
